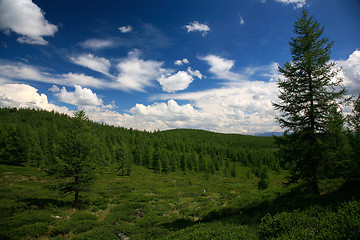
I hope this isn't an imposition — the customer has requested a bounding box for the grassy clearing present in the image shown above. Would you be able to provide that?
[1,164,358,239]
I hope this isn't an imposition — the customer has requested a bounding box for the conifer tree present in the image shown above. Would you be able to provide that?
[47,110,101,208]
[273,9,347,194]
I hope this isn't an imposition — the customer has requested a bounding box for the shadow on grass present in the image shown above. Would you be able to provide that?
[202,180,360,224]
[20,197,69,209]
[161,218,194,231]
[161,180,360,231]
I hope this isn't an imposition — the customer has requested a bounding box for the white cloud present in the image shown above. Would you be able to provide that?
[187,67,203,79]
[0,60,108,89]
[119,25,133,33]
[274,0,307,8]
[0,0,58,45]
[55,85,103,107]
[153,80,280,134]
[240,16,245,25]
[0,83,69,114]
[174,58,189,66]
[60,73,107,88]
[48,84,60,93]
[0,60,45,81]
[158,71,194,93]
[114,50,168,91]
[127,100,208,130]
[184,21,210,36]
[80,39,114,50]
[200,54,243,82]
[336,50,360,95]
[70,54,112,77]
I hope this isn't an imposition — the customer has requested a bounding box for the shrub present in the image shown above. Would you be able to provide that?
[71,211,98,221]
[9,210,54,228]
[258,201,360,239]
[74,226,121,240]
[9,222,49,240]
[0,199,27,218]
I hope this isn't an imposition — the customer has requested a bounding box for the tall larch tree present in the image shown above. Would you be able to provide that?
[47,110,101,208]
[273,9,347,194]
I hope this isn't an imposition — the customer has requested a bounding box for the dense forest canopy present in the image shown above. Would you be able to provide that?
[0,107,279,176]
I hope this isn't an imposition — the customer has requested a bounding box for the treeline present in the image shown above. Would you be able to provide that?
[0,107,278,177]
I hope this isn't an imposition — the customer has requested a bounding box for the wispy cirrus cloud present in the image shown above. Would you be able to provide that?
[0,0,58,45]
[0,60,108,88]
[199,55,243,82]
[113,50,169,92]
[70,53,113,77]
[274,0,307,8]
[80,39,115,50]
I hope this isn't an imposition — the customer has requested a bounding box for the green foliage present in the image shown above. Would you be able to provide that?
[46,110,103,208]
[0,124,30,166]
[273,10,348,194]
[74,226,123,240]
[160,221,257,240]
[258,200,360,239]
[346,94,360,180]
[258,167,270,190]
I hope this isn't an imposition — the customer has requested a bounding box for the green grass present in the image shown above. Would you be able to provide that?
[0,164,358,239]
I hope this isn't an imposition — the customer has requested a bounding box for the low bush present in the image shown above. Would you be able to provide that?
[8,222,49,240]
[9,210,54,228]
[74,225,121,240]
[71,211,98,221]
[258,200,360,239]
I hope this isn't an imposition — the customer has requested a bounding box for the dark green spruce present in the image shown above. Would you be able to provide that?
[273,9,347,194]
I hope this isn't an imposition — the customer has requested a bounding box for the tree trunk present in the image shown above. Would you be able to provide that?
[74,175,79,208]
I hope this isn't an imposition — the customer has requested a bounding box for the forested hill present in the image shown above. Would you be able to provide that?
[0,107,279,175]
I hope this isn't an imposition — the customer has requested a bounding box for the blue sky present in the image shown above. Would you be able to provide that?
[0,0,359,134]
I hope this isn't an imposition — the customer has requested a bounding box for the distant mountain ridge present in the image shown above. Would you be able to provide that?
[254,132,283,137]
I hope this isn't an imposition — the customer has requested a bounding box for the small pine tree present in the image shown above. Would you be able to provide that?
[258,167,270,190]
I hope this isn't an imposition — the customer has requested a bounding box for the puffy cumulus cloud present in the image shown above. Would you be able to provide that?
[0,83,69,114]
[70,54,112,77]
[336,50,360,95]
[154,80,280,134]
[127,100,210,130]
[274,0,307,8]
[174,59,189,66]
[0,0,58,45]
[55,85,103,107]
[158,71,194,92]
[119,25,133,33]
[48,84,60,93]
[80,39,114,50]
[114,50,168,91]
[184,21,210,36]
[200,55,242,82]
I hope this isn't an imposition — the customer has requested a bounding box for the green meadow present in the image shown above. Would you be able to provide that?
[1,158,359,239]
